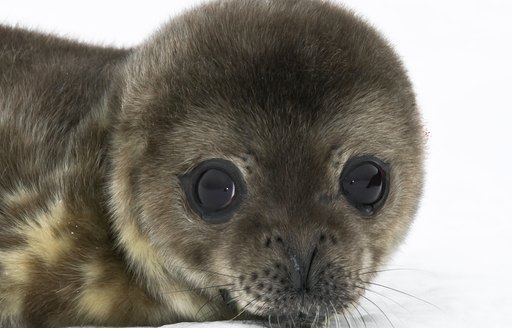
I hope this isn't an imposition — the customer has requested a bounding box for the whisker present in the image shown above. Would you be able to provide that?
[361,281,441,311]
[356,302,377,327]
[322,303,328,328]
[288,312,296,328]
[309,304,318,328]
[255,299,270,316]
[194,286,247,320]
[355,285,410,313]
[169,264,238,279]
[350,302,367,328]
[329,301,341,328]
[163,283,235,294]
[360,294,395,328]
[194,293,222,321]
[323,302,330,328]
[324,303,330,328]
[346,306,360,328]
[224,290,245,306]
[230,298,257,321]
[341,309,352,328]
[358,267,425,276]
[344,264,381,276]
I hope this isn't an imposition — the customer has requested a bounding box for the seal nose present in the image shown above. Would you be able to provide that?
[288,247,318,293]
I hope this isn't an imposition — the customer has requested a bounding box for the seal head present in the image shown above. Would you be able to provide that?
[109,0,424,324]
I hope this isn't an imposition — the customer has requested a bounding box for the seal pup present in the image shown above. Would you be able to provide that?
[0,0,424,327]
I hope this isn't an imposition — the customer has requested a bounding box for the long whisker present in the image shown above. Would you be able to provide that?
[341,309,352,328]
[358,268,425,276]
[169,264,239,279]
[356,301,377,327]
[350,302,367,328]
[329,301,341,328]
[288,312,296,328]
[322,302,329,328]
[354,285,410,313]
[194,285,247,320]
[230,298,257,321]
[360,294,395,328]
[163,283,235,294]
[254,299,270,317]
[346,306,360,328]
[306,304,319,327]
[194,293,223,321]
[343,263,381,275]
[361,281,441,311]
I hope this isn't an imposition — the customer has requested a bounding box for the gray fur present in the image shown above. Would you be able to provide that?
[0,0,424,327]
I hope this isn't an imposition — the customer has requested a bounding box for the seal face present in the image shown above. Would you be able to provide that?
[0,0,424,327]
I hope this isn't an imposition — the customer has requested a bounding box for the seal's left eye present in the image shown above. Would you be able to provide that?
[340,156,389,216]
[180,159,246,223]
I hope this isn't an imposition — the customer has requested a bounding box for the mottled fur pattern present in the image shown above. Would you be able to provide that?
[0,0,424,327]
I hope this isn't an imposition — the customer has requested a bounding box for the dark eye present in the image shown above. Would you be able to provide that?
[197,169,235,210]
[340,156,389,216]
[180,159,246,223]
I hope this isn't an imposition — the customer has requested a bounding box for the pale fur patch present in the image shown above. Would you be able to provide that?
[107,140,211,320]
[0,250,31,318]
[108,140,171,290]
[76,261,118,321]
[3,185,38,206]
[0,198,71,320]
[163,256,219,320]
[14,199,72,264]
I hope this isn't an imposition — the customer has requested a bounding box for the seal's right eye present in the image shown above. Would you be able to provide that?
[197,169,235,211]
[180,159,246,223]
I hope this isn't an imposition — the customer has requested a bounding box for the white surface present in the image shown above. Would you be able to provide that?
[1,1,511,327]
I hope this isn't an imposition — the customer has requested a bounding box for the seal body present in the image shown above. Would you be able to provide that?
[0,1,424,327]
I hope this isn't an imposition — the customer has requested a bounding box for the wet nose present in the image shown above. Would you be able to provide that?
[288,246,318,293]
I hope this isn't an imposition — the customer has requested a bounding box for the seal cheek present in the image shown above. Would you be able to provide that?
[187,247,207,268]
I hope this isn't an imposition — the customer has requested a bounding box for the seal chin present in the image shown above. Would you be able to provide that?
[254,309,331,328]
[222,287,349,328]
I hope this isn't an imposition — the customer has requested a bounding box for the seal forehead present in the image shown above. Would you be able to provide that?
[127,0,410,117]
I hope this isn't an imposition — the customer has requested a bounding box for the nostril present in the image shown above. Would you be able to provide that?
[304,247,318,289]
[288,247,318,293]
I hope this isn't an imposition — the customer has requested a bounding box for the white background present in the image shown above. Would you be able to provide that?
[1,1,511,327]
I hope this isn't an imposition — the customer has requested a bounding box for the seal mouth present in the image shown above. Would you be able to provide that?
[219,288,328,327]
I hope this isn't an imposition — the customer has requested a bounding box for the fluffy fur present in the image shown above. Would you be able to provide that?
[0,0,424,327]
